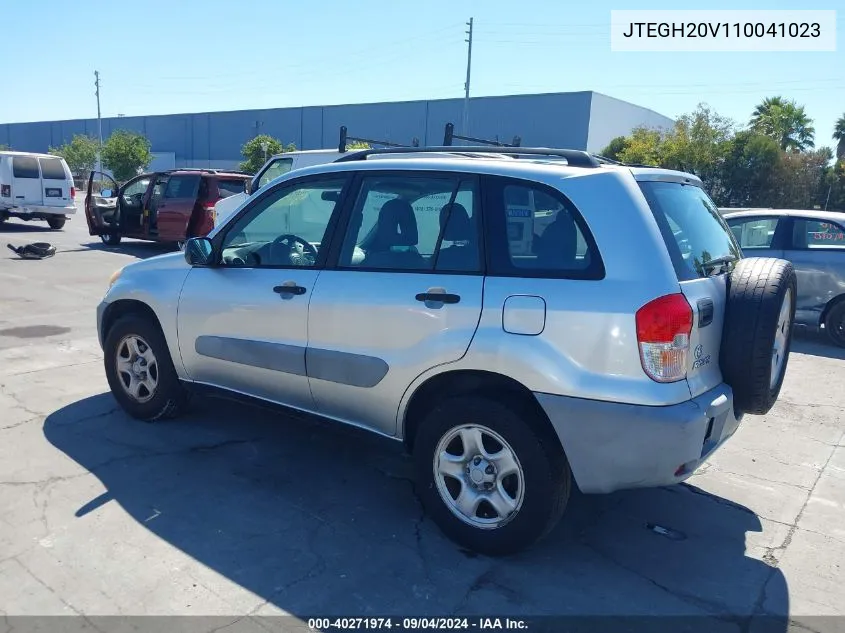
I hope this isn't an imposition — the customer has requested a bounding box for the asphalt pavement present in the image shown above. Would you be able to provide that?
[1,199,844,632]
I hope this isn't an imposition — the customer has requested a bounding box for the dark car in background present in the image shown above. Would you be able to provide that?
[723,209,845,347]
[85,169,251,247]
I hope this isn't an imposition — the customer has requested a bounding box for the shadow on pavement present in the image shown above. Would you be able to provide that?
[792,328,845,361]
[43,394,789,628]
[71,240,178,260]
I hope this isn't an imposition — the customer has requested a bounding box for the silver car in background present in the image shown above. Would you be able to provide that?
[724,209,845,347]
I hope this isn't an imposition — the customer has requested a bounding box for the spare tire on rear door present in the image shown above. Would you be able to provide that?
[720,257,797,415]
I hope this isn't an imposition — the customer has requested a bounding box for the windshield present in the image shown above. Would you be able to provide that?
[639,181,741,281]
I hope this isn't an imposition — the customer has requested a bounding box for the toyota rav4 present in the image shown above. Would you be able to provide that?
[95,146,796,555]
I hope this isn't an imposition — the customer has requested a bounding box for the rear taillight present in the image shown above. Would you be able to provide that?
[70,186,76,199]
[1,184,9,197]
[635,293,693,383]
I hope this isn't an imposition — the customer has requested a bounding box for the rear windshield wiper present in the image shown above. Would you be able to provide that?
[699,255,738,275]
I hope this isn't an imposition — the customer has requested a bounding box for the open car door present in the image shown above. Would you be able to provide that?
[84,171,119,236]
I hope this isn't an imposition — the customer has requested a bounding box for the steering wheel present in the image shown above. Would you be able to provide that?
[269,234,318,266]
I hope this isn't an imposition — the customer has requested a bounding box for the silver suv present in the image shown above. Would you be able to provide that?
[96,146,797,555]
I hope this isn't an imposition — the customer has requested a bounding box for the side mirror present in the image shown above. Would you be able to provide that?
[184,237,214,266]
[247,177,258,195]
[100,188,113,198]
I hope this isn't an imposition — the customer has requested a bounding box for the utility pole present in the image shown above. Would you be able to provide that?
[94,71,103,172]
[462,17,473,137]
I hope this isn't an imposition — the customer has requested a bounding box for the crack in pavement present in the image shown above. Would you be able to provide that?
[9,557,107,633]
[751,426,845,619]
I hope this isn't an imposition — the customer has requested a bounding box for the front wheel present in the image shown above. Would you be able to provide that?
[825,301,845,348]
[104,314,188,421]
[413,395,571,556]
[100,233,121,246]
[47,217,66,230]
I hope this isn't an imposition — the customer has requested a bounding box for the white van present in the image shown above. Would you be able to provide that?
[213,149,347,227]
[0,151,76,230]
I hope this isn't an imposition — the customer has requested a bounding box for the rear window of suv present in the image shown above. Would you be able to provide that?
[639,181,740,281]
[216,179,247,198]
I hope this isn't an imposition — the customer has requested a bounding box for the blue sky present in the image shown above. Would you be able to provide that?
[4,0,843,149]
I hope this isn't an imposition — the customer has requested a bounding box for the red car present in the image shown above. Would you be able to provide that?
[85,169,251,246]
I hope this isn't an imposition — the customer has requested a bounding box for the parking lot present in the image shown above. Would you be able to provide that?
[1,199,844,630]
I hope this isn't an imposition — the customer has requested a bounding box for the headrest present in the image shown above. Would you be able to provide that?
[372,199,418,248]
[536,213,577,262]
[439,203,472,241]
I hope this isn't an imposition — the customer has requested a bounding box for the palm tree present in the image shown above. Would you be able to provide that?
[834,114,845,159]
[749,96,816,151]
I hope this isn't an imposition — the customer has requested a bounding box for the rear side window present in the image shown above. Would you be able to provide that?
[485,176,603,279]
[792,218,845,249]
[39,157,67,180]
[640,181,740,281]
[216,179,247,198]
[164,175,200,199]
[12,156,40,179]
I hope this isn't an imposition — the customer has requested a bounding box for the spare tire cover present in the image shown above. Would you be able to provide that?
[720,257,797,415]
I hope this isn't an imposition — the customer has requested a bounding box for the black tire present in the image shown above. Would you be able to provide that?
[824,301,845,348]
[47,217,66,230]
[101,233,121,246]
[720,257,797,415]
[104,314,188,421]
[413,395,571,556]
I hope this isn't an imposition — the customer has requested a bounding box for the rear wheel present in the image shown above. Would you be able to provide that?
[47,217,66,230]
[104,314,188,421]
[413,395,570,556]
[100,233,121,246]
[824,301,845,348]
[720,257,797,415]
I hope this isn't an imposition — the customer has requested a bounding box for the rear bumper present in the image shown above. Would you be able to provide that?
[535,383,743,494]
[0,204,76,218]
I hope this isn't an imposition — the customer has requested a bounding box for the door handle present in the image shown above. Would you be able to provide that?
[415,291,460,304]
[274,283,306,296]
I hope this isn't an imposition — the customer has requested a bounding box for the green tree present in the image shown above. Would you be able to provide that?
[239,135,295,174]
[617,127,664,166]
[833,114,845,160]
[49,134,98,179]
[599,136,628,161]
[0,144,9,151]
[749,96,815,152]
[767,147,832,209]
[720,131,782,207]
[659,104,736,202]
[101,130,152,182]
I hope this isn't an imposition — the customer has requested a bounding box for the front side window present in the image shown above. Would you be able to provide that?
[338,174,480,272]
[38,157,67,180]
[258,158,294,189]
[726,217,781,250]
[640,181,740,281]
[792,218,845,250]
[220,177,346,268]
[12,156,39,179]
[486,176,601,279]
[123,177,151,198]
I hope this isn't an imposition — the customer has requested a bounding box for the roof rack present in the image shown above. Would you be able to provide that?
[443,122,521,148]
[338,126,420,153]
[171,168,250,175]
[334,145,602,168]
